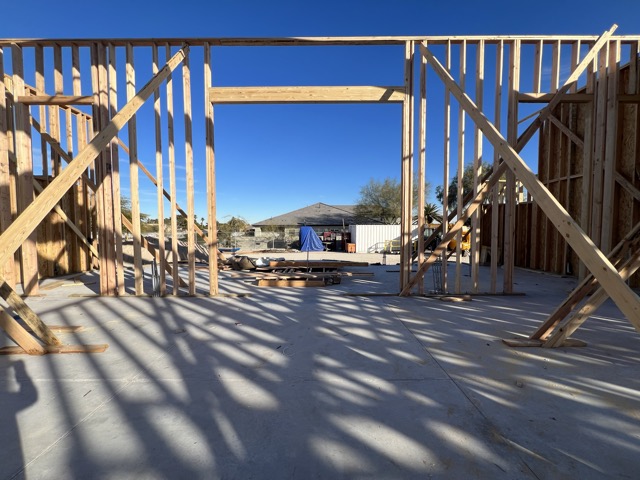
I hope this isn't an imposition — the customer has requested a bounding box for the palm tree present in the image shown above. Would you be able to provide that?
[424,203,443,224]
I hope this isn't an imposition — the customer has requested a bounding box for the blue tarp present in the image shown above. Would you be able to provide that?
[299,226,324,252]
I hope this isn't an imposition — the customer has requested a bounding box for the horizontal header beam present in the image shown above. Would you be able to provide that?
[518,92,594,103]
[209,86,406,104]
[2,35,640,48]
[17,95,93,105]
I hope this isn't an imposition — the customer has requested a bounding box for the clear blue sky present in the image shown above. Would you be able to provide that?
[3,0,639,223]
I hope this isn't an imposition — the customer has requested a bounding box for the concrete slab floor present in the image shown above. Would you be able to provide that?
[1,262,639,479]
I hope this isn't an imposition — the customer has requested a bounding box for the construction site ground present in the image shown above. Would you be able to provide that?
[1,252,639,479]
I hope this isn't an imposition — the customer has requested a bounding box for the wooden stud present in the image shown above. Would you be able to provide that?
[601,40,620,254]
[126,44,143,295]
[400,41,414,291]
[209,86,405,104]
[471,40,484,293]
[591,44,609,250]
[204,43,218,295]
[183,52,196,295]
[65,105,80,273]
[491,41,504,293]
[504,39,520,293]
[53,46,69,276]
[51,45,62,177]
[0,45,188,267]
[455,40,466,294]
[73,49,90,272]
[0,47,16,287]
[578,54,597,280]
[419,41,640,332]
[402,161,510,295]
[108,44,124,295]
[442,40,451,293]
[11,44,39,295]
[166,44,180,295]
[121,215,188,288]
[533,40,543,94]
[96,44,116,295]
[34,45,54,278]
[152,46,166,296]
[546,41,561,274]
[416,43,427,295]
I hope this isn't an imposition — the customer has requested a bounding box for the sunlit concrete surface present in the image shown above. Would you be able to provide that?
[1,260,639,479]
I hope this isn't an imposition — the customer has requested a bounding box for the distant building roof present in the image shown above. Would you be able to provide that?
[254,202,367,227]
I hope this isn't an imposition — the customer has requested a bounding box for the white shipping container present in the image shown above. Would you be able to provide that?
[349,225,420,253]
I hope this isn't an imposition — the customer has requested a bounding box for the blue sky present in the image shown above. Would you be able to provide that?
[3,0,639,223]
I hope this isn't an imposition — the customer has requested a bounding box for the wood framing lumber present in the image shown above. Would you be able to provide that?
[548,114,584,149]
[23,324,84,333]
[120,215,188,288]
[29,118,97,190]
[209,86,405,104]
[0,279,61,346]
[2,35,639,49]
[269,261,368,268]
[471,40,484,293]
[402,161,509,295]
[615,172,640,202]
[544,248,640,347]
[517,93,593,103]
[411,160,503,264]
[0,45,188,267]
[31,177,100,259]
[0,309,46,354]
[108,43,125,296]
[152,46,166,295]
[419,38,640,330]
[455,40,466,293]
[16,95,93,105]
[504,39,521,293]
[126,44,143,295]
[12,44,39,295]
[491,40,504,293]
[601,40,620,253]
[0,344,109,355]
[257,279,326,288]
[417,45,427,295]
[116,140,226,262]
[0,47,16,286]
[502,338,586,348]
[204,42,218,295]
[167,45,179,295]
[516,25,617,153]
[183,54,196,295]
[400,41,414,291]
[530,222,640,340]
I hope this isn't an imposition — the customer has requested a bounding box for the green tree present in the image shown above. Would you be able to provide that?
[424,202,443,224]
[218,216,250,246]
[121,196,150,223]
[435,162,491,213]
[355,176,431,225]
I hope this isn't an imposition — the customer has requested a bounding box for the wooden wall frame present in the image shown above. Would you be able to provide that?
[1,29,640,354]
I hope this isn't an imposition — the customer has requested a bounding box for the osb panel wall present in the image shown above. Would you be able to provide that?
[506,57,640,281]
[33,177,95,278]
